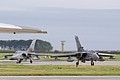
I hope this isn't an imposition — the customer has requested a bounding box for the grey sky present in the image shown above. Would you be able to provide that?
[0,0,120,10]
[0,9,120,51]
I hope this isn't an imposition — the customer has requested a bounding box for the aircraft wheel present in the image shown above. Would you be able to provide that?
[76,62,79,67]
[18,60,21,63]
[30,60,32,63]
[91,61,94,66]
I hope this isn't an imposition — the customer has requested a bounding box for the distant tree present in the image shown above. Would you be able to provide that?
[0,39,53,52]
[35,40,53,52]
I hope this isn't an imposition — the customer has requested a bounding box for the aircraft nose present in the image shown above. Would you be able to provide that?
[92,53,99,60]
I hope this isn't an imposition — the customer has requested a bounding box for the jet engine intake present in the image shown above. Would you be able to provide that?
[22,53,27,58]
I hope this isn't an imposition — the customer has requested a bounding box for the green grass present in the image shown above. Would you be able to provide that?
[115,54,120,61]
[0,53,120,76]
[0,65,120,76]
[0,53,12,60]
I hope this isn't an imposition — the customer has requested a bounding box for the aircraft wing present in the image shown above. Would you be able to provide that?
[3,54,13,59]
[28,52,77,57]
[29,52,86,58]
[0,23,47,34]
[49,52,88,58]
[29,52,77,57]
[97,53,115,59]
[50,53,77,57]
[28,53,52,56]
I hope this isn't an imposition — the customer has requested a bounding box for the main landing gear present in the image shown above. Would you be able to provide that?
[76,60,79,67]
[30,59,33,63]
[76,59,95,67]
[16,59,33,64]
[16,59,23,63]
[91,60,94,66]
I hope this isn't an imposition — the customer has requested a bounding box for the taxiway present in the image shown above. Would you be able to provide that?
[0,60,120,66]
[0,76,119,80]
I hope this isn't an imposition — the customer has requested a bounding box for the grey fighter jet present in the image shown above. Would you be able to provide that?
[51,36,115,67]
[0,23,47,34]
[3,39,48,63]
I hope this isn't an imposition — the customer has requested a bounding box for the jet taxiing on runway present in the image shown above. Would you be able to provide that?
[0,23,47,34]
[3,39,48,63]
[51,36,115,67]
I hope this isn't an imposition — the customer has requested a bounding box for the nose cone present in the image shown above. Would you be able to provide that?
[92,53,99,60]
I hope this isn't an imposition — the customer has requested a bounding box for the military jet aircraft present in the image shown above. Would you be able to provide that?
[0,23,47,34]
[51,36,115,67]
[3,39,48,63]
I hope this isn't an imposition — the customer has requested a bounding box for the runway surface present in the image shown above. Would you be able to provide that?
[0,60,120,66]
[0,61,119,80]
[0,76,120,80]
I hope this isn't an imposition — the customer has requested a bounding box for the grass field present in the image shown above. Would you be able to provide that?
[0,65,120,76]
[0,53,120,76]
[115,54,120,61]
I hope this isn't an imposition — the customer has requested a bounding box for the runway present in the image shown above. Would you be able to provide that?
[0,60,120,66]
[0,76,120,80]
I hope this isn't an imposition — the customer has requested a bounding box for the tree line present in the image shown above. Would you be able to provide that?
[0,39,53,52]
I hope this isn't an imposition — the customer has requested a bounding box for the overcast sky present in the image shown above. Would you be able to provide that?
[0,0,120,51]
[0,0,120,10]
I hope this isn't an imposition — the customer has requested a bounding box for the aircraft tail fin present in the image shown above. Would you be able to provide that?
[27,39,36,52]
[75,36,84,52]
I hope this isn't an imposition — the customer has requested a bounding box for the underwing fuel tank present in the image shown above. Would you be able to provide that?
[66,57,74,62]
